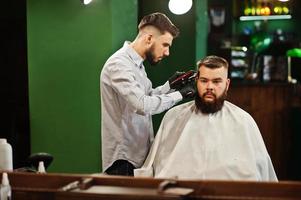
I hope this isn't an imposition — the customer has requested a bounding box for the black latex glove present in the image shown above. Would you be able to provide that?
[168,71,185,89]
[179,82,196,99]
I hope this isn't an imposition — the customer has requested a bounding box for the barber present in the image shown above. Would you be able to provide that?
[100,12,195,176]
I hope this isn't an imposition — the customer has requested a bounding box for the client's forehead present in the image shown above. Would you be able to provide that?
[198,66,228,79]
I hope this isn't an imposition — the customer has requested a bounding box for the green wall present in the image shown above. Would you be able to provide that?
[27,0,207,173]
[196,0,208,61]
[27,0,137,173]
[111,0,138,50]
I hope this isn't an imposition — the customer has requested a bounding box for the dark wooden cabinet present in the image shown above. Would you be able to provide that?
[227,83,301,180]
[0,0,30,169]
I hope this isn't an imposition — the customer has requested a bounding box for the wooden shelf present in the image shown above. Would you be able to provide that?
[239,15,292,21]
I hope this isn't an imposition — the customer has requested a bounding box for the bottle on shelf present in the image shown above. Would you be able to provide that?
[0,172,12,200]
[0,139,13,171]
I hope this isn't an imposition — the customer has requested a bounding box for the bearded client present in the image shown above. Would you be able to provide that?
[134,55,278,181]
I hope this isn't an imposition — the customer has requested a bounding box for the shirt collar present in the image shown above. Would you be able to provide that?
[123,41,144,68]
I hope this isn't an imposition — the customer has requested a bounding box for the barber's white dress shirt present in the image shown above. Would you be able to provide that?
[135,101,278,181]
[100,41,182,172]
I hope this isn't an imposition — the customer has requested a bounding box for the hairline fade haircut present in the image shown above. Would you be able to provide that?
[197,55,229,70]
[138,12,180,38]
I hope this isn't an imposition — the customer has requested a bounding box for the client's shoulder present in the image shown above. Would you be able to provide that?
[166,101,195,116]
[224,101,254,121]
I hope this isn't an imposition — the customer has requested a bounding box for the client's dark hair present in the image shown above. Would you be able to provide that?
[197,55,229,70]
[196,55,229,78]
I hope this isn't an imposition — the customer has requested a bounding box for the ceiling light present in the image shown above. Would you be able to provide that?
[168,0,193,15]
[81,0,93,5]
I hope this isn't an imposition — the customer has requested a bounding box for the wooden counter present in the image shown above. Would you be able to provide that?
[2,172,301,200]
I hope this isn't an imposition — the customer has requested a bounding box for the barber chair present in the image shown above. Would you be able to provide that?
[15,152,53,172]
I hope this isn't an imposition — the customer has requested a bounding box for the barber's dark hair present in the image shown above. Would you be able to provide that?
[197,55,229,70]
[138,12,180,38]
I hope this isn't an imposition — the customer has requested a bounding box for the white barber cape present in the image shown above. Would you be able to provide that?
[134,101,278,181]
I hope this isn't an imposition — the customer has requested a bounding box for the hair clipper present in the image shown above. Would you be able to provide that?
[169,70,197,90]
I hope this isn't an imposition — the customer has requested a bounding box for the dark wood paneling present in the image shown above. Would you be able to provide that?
[227,83,301,180]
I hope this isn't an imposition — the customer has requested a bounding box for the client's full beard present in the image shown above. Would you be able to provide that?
[195,89,227,114]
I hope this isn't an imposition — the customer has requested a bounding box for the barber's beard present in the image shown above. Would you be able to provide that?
[195,89,227,114]
[145,45,160,66]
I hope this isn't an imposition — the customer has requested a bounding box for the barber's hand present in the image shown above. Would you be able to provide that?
[168,71,185,89]
[179,82,196,99]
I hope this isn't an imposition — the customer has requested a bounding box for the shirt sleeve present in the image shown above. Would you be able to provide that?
[108,61,182,115]
[151,81,171,95]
